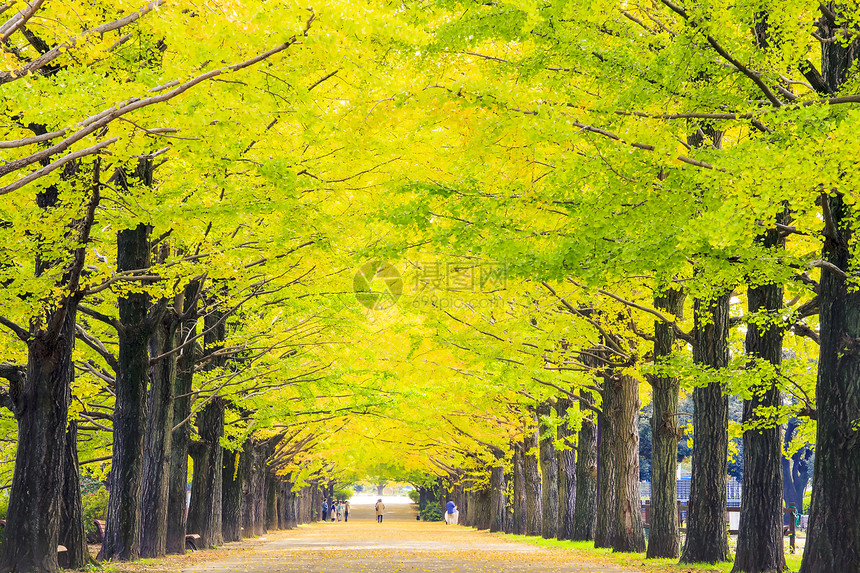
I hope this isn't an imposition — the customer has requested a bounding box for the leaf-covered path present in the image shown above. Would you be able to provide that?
[182,498,641,573]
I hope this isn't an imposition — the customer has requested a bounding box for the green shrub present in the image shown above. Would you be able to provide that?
[421,501,444,522]
[408,490,420,503]
[82,487,110,540]
[332,488,353,501]
[0,490,9,521]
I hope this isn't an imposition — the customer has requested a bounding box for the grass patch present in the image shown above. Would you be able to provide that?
[496,533,803,572]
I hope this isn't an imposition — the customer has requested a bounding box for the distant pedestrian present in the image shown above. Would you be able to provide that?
[445,500,459,525]
[337,501,345,522]
[344,500,350,522]
[375,498,385,523]
[322,498,328,522]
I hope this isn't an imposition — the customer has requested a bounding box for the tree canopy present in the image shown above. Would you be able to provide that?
[1,0,859,572]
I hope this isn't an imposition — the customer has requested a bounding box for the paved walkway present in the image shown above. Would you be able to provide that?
[183,498,639,573]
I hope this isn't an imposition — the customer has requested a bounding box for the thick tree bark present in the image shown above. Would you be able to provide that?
[647,288,684,559]
[594,386,617,548]
[556,398,576,540]
[801,195,860,571]
[800,11,860,571]
[489,462,506,533]
[266,471,278,532]
[475,489,491,530]
[222,448,244,542]
[101,223,153,562]
[60,421,90,569]
[0,310,76,573]
[187,398,225,548]
[461,488,471,526]
[242,439,266,536]
[681,293,730,564]
[538,403,559,539]
[733,234,786,572]
[512,441,527,535]
[523,424,543,536]
[610,373,646,552]
[573,391,597,542]
[310,482,321,521]
[141,298,179,558]
[166,280,199,554]
[282,477,298,529]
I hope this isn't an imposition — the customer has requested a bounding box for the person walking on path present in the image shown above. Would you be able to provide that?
[445,500,459,525]
[375,499,385,523]
[337,501,345,522]
[344,500,350,522]
[322,499,328,522]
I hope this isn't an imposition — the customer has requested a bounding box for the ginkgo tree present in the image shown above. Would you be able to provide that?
[3,1,860,573]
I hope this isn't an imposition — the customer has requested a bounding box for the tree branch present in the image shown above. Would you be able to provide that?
[660,0,783,106]
[74,324,118,372]
[0,0,44,42]
[590,284,694,344]
[810,259,846,280]
[0,138,117,195]
[78,305,121,331]
[1,8,316,193]
[0,0,166,84]
[0,316,28,342]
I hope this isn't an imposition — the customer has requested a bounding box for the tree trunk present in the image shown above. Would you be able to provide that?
[241,440,266,536]
[573,391,597,542]
[512,441,527,535]
[523,424,542,536]
[376,483,385,496]
[101,223,153,562]
[610,373,646,552]
[283,478,298,529]
[594,386,617,548]
[60,421,90,569]
[141,298,179,558]
[222,448,243,542]
[0,311,76,573]
[489,463,506,533]
[681,293,730,564]
[266,471,278,532]
[647,287,684,559]
[733,237,786,572]
[556,398,576,540]
[801,197,860,571]
[166,280,198,554]
[800,11,860,570]
[186,398,225,548]
[475,489,491,530]
[538,403,559,539]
